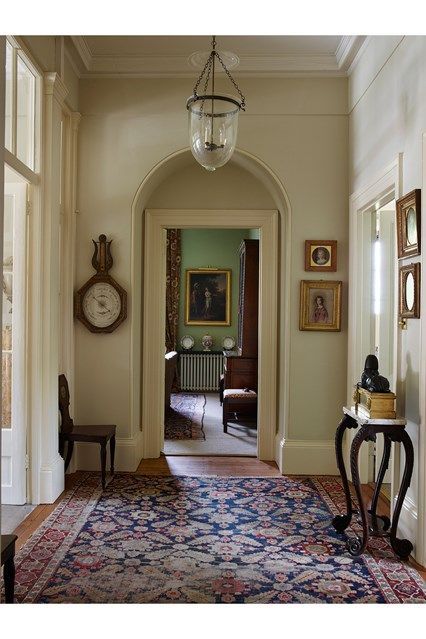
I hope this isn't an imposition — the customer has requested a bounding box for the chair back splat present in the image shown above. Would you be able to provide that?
[58,374,74,434]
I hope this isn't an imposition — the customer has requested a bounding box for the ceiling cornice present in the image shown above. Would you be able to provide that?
[68,36,368,79]
[70,35,93,71]
[335,36,366,71]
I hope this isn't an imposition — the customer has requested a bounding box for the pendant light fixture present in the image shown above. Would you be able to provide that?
[186,36,246,171]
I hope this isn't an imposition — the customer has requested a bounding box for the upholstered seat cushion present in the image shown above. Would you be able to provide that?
[223,388,257,400]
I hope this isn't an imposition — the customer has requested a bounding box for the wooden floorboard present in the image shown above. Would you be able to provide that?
[8,456,426,581]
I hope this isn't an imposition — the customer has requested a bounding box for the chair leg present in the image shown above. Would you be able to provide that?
[223,401,228,433]
[100,442,107,489]
[110,435,116,476]
[64,441,74,472]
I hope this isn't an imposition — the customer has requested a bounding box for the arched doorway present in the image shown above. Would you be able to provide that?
[130,149,292,467]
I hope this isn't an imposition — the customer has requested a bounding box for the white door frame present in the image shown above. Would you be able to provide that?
[418,134,426,567]
[347,156,402,494]
[142,209,279,461]
[1,181,28,504]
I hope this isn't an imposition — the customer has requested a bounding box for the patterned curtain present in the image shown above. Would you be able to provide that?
[165,229,181,352]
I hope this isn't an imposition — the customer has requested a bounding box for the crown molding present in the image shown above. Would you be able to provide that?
[335,36,367,71]
[69,36,366,79]
[70,35,93,71]
[78,52,345,78]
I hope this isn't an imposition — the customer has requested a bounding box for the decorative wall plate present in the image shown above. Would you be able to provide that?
[223,336,236,350]
[181,335,195,350]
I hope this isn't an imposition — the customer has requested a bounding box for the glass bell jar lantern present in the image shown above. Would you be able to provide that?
[186,37,246,172]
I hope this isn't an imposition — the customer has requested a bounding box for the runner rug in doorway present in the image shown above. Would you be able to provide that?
[5,473,426,603]
[165,393,206,440]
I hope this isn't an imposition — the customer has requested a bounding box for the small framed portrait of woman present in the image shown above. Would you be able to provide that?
[396,189,421,258]
[185,268,231,326]
[299,280,342,331]
[305,240,337,272]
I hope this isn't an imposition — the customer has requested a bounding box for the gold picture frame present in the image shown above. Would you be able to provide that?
[399,263,420,319]
[299,280,342,331]
[185,268,231,326]
[396,189,421,259]
[305,240,337,272]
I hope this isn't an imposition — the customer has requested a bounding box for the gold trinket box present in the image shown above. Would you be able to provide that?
[353,385,396,419]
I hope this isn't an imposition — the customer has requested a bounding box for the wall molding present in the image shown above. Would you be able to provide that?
[278,438,338,475]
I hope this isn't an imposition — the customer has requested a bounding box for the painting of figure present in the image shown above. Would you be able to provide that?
[299,280,342,331]
[186,269,231,326]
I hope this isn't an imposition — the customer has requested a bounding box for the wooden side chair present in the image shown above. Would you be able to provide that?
[58,374,116,489]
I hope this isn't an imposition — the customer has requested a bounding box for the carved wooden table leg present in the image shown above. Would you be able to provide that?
[346,425,370,556]
[332,414,357,533]
[369,433,391,534]
[389,429,414,558]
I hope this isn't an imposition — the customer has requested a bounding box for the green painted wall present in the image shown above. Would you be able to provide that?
[248,228,260,239]
[178,229,251,350]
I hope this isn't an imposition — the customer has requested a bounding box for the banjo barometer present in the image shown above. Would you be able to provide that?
[75,234,127,333]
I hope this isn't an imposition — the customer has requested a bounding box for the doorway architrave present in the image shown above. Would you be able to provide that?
[142,209,278,461]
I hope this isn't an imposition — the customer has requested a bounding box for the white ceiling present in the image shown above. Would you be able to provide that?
[67,35,367,78]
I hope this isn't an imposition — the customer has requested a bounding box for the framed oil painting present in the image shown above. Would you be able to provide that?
[399,263,420,319]
[185,268,231,326]
[396,189,421,259]
[299,280,342,331]
[305,240,337,272]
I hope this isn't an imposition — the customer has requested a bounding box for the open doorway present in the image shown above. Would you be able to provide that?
[163,228,259,456]
[370,199,397,502]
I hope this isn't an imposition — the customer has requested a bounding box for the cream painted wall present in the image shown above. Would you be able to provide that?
[349,36,426,547]
[75,74,348,458]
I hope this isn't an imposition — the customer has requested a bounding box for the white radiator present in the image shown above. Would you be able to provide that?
[179,352,224,391]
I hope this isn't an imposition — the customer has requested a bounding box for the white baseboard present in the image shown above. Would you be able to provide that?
[39,454,65,503]
[75,431,143,472]
[393,494,418,558]
[277,438,338,475]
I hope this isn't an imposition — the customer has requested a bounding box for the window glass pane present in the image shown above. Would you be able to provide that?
[5,41,13,152]
[16,53,35,170]
[2,193,14,428]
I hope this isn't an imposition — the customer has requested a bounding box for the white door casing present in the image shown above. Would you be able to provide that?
[347,156,401,500]
[1,181,28,504]
[142,209,279,461]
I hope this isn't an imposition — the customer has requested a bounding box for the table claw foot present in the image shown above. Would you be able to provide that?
[346,536,363,556]
[332,513,352,532]
[381,515,391,531]
[390,537,413,560]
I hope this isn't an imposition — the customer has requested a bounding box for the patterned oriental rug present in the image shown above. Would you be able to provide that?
[165,393,206,440]
[7,473,426,604]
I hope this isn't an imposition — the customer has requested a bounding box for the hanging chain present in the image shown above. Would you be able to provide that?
[191,36,246,109]
[215,50,246,109]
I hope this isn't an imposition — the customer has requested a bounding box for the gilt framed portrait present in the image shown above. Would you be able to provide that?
[305,240,337,272]
[299,280,342,331]
[185,268,231,326]
[396,189,421,259]
[399,263,420,319]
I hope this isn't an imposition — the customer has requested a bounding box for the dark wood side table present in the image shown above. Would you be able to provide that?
[332,406,414,559]
[1,534,18,603]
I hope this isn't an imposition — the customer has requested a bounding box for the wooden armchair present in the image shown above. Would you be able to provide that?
[58,374,116,489]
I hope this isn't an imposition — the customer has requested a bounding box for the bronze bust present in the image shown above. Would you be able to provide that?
[360,354,390,393]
